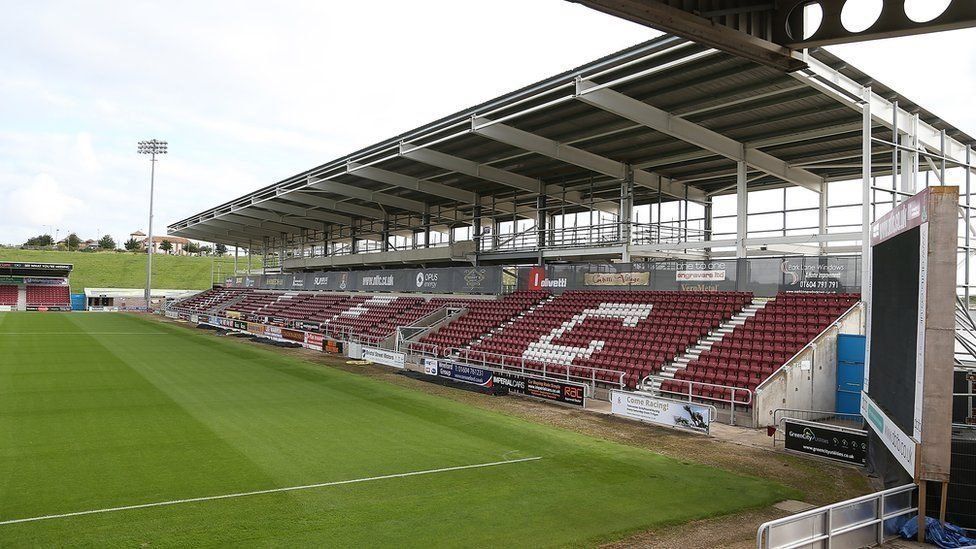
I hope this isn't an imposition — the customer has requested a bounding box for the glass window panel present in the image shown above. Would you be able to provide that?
[748,188,784,213]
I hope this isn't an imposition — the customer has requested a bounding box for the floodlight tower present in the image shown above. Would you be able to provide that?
[137,139,167,310]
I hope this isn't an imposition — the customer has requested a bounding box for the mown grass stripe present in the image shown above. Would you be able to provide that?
[0,457,542,526]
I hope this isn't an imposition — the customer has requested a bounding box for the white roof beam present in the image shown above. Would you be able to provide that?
[793,53,975,170]
[223,211,324,231]
[470,116,704,201]
[346,162,477,204]
[214,214,309,235]
[280,191,386,220]
[635,121,864,170]
[251,201,352,225]
[199,220,280,238]
[400,141,613,212]
[307,177,428,214]
[574,79,824,193]
[399,142,542,194]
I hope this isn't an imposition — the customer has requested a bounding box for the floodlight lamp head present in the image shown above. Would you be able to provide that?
[137,139,168,155]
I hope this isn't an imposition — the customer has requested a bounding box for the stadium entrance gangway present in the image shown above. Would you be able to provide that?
[642,375,753,426]
[755,484,917,549]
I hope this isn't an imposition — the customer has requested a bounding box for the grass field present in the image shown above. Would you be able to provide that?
[0,313,797,547]
[0,249,249,292]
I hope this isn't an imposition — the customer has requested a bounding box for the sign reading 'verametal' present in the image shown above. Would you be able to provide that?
[610,390,710,434]
[362,347,405,369]
[784,418,868,466]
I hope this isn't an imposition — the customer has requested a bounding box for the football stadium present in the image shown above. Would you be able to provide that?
[3,2,976,548]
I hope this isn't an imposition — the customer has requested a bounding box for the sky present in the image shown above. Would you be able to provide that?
[1,0,974,247]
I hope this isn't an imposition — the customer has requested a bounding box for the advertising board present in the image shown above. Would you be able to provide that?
[306,333,324,351]
[422,358,439,376]
[610,390,711,434]
[362,347,405,368]
[280,328,306,344]
[437,361,493,386]
[783,419,868,466]
[323,339,344,354]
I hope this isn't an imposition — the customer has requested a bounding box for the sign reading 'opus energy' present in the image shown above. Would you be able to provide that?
[225,266,502,294]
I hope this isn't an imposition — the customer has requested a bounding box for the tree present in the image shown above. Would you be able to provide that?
[98,234,116,250]
[159,240,173,253]
[185,241,200,254]
[24,234,54,247]
[198,245,213,256]
[124,237,140,251]
[66,233,81,250]
[215,243,227,255]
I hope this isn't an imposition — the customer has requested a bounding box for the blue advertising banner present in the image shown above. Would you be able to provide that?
[437,361,494,387]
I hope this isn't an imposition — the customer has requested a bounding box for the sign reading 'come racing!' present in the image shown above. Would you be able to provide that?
[610,391,711,434]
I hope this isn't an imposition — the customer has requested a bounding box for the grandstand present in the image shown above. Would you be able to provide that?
[0,261,72,311]
[162,31,976,427]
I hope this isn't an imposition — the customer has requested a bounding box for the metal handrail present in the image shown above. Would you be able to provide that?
[404,341,441,357]
[644,375,752,425]
[756,484,917,549]
[448,347,626,393]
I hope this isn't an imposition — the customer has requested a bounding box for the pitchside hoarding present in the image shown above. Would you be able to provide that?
[225,266,502,294]
[437,361,494,387]
[436,362,586,407]
[362,347,405,369]
[610,390,711,434]
[783,419,868,466]
[516,256,859,296]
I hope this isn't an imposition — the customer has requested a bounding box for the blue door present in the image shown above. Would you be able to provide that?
[836,334,865,415]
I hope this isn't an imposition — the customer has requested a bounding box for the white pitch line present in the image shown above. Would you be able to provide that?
[0,457,542,526]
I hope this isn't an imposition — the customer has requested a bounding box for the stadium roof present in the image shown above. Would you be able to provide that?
[169,34,976,247]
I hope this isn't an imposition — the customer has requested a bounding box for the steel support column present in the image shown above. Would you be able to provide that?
[861,88,872,299]
[736,161,748,259]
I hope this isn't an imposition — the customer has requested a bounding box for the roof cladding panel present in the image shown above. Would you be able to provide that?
[169,33,976,244]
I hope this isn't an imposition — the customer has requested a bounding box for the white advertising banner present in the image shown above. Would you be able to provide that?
[675,269,726,282]
[363,347,405,369]
[610,390,711,434]
[422,358,439,376]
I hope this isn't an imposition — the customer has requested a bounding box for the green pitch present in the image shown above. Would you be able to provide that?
[0,313,795,547]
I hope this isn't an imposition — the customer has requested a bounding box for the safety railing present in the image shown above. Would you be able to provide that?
[478,222,710,253]
[403,341,441,358]
[449,347,626,394]
[641,375,753,426]
[756,484,918,549]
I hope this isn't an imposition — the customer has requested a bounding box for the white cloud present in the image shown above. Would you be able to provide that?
[3,173,83,227]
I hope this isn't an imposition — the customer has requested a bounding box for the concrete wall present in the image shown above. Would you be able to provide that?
[753,303,865,427]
